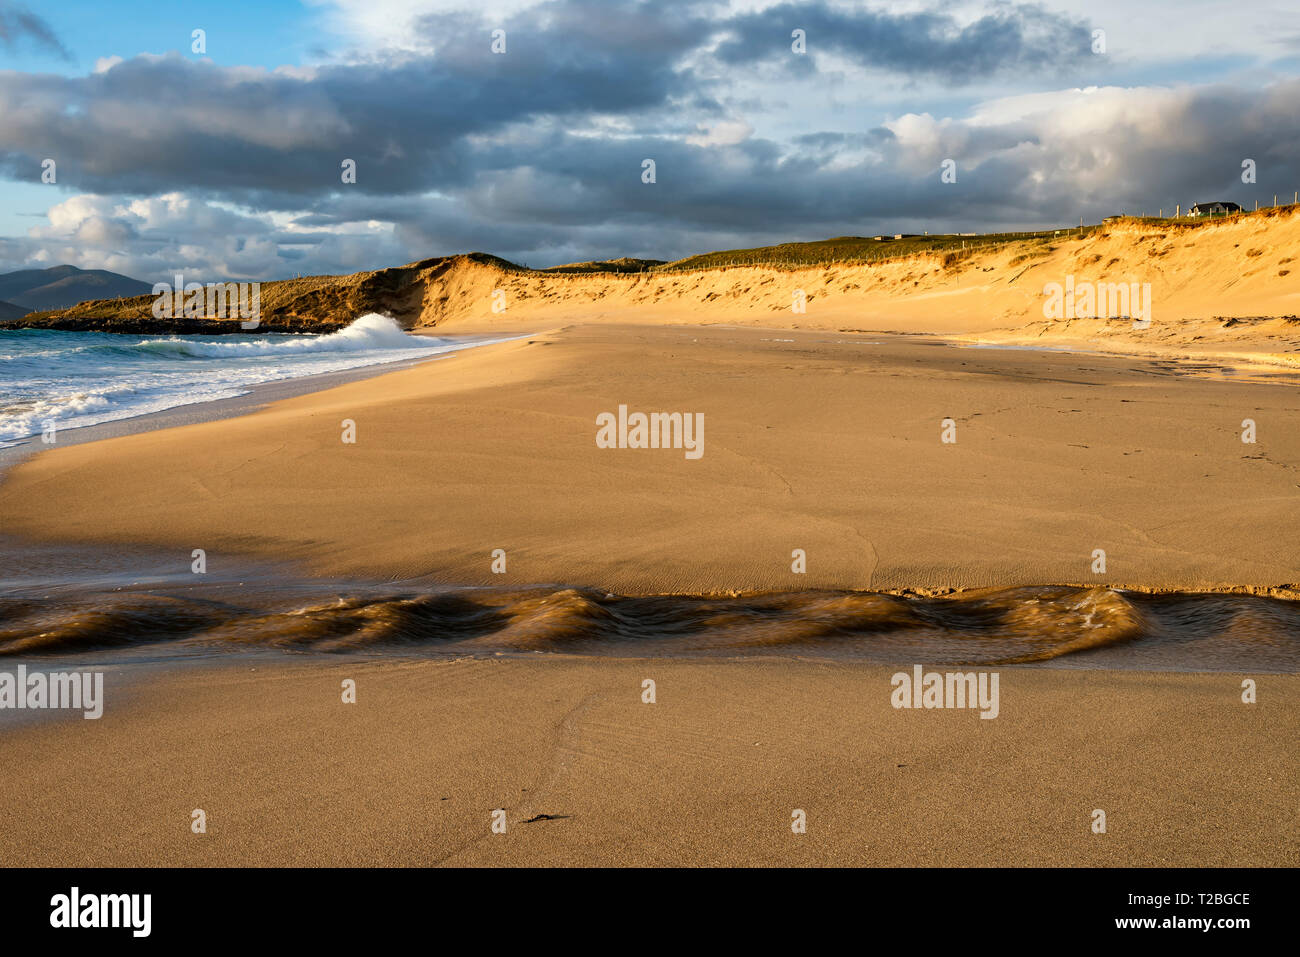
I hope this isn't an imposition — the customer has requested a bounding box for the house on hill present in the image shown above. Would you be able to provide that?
[1188,201,1242,217]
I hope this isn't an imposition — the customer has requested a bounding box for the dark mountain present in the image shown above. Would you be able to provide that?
[0,265,153,312]
[0,300,30,320]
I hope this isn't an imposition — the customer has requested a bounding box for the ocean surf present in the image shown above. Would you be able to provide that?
[0,314,515,447]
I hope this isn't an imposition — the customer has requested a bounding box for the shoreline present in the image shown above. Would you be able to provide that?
[0,328,538,472]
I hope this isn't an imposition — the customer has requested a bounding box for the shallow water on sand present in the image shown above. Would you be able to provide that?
[0,541,1295,670]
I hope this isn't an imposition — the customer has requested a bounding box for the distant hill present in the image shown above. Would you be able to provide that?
[0,265,152,312]
[0,255,518,335]
[0,299,29,320]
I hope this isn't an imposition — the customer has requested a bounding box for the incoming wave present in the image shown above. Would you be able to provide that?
[132,314,429,359]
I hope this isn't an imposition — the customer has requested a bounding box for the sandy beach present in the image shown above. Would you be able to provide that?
[1,322,1297,593]
[1,320,1296,868]
[1,656,1293,867]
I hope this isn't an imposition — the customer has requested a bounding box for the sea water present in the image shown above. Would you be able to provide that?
[0,314,511,446]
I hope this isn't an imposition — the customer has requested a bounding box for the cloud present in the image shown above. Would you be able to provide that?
[711,1,1096,82]
[0,192,413,281]
[0,0,1097,200]
[0,1,1296,278]
[6,76,1300,278]
[687,119,755,147]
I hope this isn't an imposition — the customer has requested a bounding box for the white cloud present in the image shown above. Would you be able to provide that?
[685,119,755,147]
[4,191,411,281]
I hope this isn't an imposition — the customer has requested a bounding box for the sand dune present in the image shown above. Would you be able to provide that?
[433,211,1300,346]
[9,209,1300,365]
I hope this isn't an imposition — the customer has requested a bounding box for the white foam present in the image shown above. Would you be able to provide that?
[135,313,427,359]
[0,315,522,446]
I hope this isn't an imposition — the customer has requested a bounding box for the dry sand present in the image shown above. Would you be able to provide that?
[1,323,1297,593]
[0,657,1293,867]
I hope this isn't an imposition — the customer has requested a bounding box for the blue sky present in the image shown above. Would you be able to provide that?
[0,0,316,73]
[2,0,1298,279]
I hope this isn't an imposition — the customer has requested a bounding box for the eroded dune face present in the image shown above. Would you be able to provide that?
[397,210,1300,365]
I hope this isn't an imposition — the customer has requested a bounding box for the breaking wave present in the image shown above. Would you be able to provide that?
[0,317,513,445]
[132,314,427,359]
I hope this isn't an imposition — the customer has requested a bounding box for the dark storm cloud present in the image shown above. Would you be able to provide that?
[367,79,1300,264]
[712,1,1095,81]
